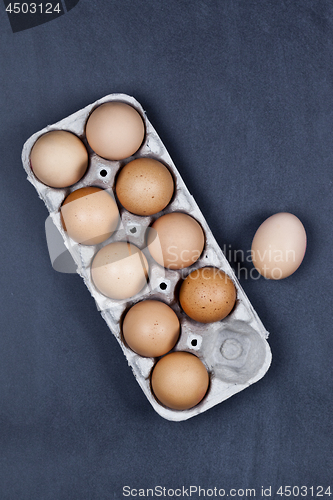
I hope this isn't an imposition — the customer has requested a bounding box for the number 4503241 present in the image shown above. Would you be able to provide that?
[6,3,61,14]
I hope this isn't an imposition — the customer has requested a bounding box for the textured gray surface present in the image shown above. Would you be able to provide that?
[0,1,332,498]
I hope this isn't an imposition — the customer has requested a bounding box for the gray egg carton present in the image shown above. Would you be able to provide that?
[22,93,272,421]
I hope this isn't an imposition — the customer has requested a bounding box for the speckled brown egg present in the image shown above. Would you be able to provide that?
[30,130,88,188]
[60,187,119,245]
[91,241,149,300]
[179,267,236,323]
[147,213,205,269]
[122,300,180,357]
[151,351,209,410]
[116,158,174,215]
[85,102,145,160]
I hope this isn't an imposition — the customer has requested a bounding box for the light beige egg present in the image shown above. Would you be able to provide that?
[85,102,145,160]
[116,158,174,215]
[122,300,180,357]
[147,212,205,269]
[30,130,88,188]
[91,242,149,300]
[60,187,119,245]
[251,212,307,279]
[179,267,237,323]
[151,351,209,410]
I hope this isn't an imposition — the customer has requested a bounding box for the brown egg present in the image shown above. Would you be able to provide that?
[122,300,180,357]
[30,130,88,188]
[60,187,119,245]
[251,212,307,279]
[179,267,236,323]
[147,213,205,269]
[91,241,149,300]
[151,351,209,410]
[85,102,145,160]
[116,158,174,215]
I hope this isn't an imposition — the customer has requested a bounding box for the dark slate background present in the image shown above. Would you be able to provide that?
[0,1,332,499]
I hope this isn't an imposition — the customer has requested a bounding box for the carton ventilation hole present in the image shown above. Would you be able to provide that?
[99,169,108,177]
[159,282,167,290]
[191,339,198,347]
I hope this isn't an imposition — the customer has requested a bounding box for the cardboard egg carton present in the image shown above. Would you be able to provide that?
[22,93,272,421]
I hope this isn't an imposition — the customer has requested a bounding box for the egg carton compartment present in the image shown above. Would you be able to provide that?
[22,93,272,421]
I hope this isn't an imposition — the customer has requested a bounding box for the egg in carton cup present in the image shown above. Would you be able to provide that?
[22,93,272,421]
